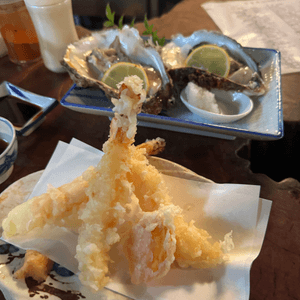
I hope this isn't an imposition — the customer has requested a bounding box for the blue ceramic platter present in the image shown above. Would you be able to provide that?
[61,47,283,141]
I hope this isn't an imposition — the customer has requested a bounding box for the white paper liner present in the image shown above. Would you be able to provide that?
[1,139,272,300]
[202,0,300,75]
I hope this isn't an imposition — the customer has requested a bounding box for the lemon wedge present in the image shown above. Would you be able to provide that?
[185,44,230,78]
[102,62,149,92]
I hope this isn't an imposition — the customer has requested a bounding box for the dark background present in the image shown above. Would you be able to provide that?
[71,0,182,30]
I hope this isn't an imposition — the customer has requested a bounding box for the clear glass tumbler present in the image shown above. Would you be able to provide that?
[0,0,41,64]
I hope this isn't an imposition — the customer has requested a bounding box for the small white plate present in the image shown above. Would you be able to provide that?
[180,88,253,124]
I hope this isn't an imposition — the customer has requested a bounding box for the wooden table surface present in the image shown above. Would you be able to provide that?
[1,1,300,299]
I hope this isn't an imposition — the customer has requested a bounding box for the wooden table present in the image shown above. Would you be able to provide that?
[1,1,300,299]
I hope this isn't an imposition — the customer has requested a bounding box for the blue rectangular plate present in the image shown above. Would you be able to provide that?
[61,47,283,140]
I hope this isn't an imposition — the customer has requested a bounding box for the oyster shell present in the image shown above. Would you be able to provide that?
[63,26,173,115]
[161,30,266,97]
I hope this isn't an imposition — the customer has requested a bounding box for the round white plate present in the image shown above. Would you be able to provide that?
[0,157,211,300]
[180,88,254,123]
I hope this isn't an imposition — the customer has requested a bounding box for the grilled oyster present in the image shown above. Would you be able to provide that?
[161,30,266,98]
[63,26,173,115]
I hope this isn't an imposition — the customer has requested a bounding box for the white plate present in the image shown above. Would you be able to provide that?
[180,88,253,124]
[0,158,211,300]
[61,47,283,141]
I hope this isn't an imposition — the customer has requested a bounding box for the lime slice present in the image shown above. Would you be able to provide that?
[185,44,230,78]
[102,62,149,92]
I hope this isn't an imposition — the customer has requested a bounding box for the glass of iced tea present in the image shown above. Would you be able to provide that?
[0,0,41,64]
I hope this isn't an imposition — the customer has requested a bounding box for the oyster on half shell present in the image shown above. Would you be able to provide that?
[161,30,266,98]
[63,26,173,115]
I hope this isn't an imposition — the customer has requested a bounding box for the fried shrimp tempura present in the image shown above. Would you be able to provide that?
[126,134,227,271]
[136,137,166,156]
[14,250,54,283]
[2,176,89,238]
[76,76,182,290]
[122,204,180,284]
[75,76,149,291]
[118,136,181,286]
[2,138,165,240]
[128,149,227,269]
[174,216,224,268]
[128,146,173,212]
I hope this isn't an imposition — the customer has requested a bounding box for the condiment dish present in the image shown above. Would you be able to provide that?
[180,87,254,123]
[0,117,18,184]
[0,81,58,136]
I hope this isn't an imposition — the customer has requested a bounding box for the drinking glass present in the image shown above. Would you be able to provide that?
[24,0,78,73]
[0,0,41,64]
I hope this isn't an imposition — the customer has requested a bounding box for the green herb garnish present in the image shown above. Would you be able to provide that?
[130,17,136,28]
[118,15,124,29]
[104,4,115,28]
[104,4,131,29]
[104,5,165,46]
[142,15,165,46]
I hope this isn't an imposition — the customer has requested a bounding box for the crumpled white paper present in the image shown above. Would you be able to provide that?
[1,139,272,300]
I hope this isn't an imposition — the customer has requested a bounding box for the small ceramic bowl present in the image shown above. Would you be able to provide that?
[0,117,18,184]
[180,88,254,124]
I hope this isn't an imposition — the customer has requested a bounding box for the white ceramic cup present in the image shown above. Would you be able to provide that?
[0,117,18,184]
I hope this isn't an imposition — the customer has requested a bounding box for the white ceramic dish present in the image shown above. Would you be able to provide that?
[0,154,273,300]
[180,88,253,123]
[60,47,283,141]
[0,158,211,300]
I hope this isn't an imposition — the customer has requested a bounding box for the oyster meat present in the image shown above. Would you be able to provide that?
[161,30,266,97]
[63,26,173,115]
